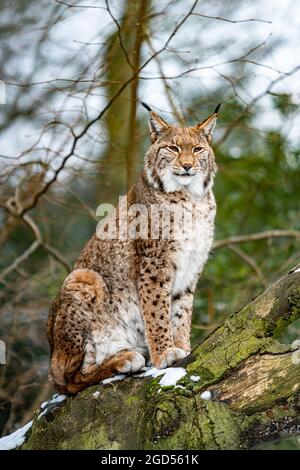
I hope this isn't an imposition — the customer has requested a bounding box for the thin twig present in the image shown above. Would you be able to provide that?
[0,241,41,283]
[16,1,199,218]
[192,12,272,24]
[213,230,300,250]
[216,64,300,147]
[227,244,267,286]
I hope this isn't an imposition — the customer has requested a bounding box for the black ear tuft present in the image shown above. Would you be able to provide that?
[141,101,152,112]
[214,103,222,114]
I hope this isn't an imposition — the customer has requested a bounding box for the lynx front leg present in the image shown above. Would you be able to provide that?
[138,272,187,369]
[171,288,194,353]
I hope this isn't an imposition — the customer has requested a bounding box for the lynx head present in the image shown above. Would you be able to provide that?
[143,103,220,197]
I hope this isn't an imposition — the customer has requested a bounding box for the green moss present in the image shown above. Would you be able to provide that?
[143,396,246,450]
[59,423,121,450]
[126,394,139,407]
[198,400,243,450]
[145,377,161,397]
[20,275,300,450]
[22,379,145,450]
[187,327,269,382]
[142,396,201,450]
[189,278,300,384]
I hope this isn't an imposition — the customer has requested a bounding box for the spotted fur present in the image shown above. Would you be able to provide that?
[46,107,219,393]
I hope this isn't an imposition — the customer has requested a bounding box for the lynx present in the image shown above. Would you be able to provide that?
[46,103,220,394]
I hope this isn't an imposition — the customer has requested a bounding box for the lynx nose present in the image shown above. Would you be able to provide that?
[182,163,192,172]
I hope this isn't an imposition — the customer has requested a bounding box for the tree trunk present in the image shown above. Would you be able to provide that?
[99,0,150,198]
[21,269,300,450]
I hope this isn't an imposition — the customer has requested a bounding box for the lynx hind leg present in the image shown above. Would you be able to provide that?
[49,269,106,393]
[49,350,83,393]
[66,350,146,394]
[62,268,106,306]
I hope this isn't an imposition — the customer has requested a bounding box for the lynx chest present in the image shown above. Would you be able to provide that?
[172,197,216,296]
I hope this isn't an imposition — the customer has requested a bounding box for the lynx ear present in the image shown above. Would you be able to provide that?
[141,102,169,142]
[196,103,221,143]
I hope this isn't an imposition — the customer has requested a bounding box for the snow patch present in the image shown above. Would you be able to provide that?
[0,420,33,450]
[0,393,67,450]
[141,367,168,378]
[138,366,187,386]
[190,375,200,382]
[50,393,67,404]
[99,366,187,387]
[159,367,186,386]
[101,374,126,385]
[200,390,211,400]
[38,393,66,419]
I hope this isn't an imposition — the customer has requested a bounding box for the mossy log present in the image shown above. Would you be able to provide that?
[21,269,300,450]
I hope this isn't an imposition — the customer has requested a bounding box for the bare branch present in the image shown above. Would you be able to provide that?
[227,244,267,287]
[17,0,199,217]
[0,240,41,284]
[105,0,134,71]
[216,63,300,146]
[192,13,272,24]
[213,230,300,250]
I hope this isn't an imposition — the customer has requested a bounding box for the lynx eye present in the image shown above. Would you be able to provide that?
[167,145,180,153]
[193,146,204,153]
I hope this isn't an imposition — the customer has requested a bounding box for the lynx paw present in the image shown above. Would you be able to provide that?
[155,347,188,369]
[116,351,145,374]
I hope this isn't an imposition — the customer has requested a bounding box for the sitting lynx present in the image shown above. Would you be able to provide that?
[46,103,220,393]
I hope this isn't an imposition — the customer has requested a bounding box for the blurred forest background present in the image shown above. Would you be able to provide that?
[0,0,300,447]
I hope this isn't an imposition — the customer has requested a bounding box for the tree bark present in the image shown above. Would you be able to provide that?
[21,269,300,450]
[100,0,150,197]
